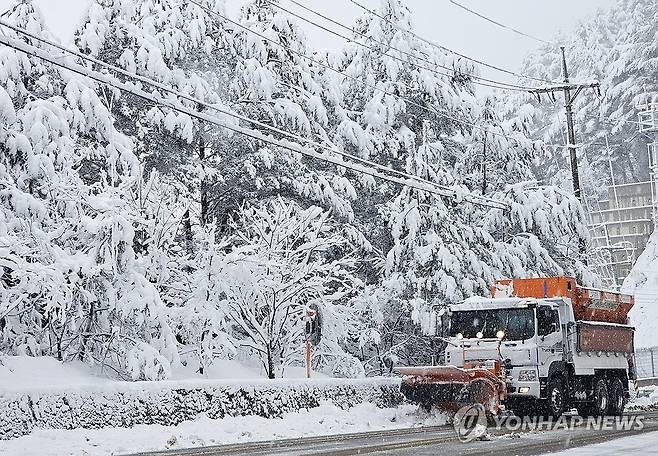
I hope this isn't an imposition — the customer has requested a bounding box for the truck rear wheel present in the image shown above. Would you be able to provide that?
[608,378,626,416]
[578,377,609,417]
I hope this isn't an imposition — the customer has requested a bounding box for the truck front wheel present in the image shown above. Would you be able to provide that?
[545,377,566,418]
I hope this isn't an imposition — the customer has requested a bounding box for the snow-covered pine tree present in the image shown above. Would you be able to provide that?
[227,0,357,221]
[456,96,537,194]
[0,0,177,380]
[75,0,239,233]
[319,0,478,286]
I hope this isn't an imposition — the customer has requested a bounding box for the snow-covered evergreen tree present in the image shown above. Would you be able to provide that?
[228,0,357,221]
[0,1,177,380]
[75,0,239,232]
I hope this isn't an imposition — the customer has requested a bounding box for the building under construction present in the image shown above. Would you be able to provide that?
[589,181,655,285]
[589,98,658,288]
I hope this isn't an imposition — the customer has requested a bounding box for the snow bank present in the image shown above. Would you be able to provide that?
[552,430,658,455]
[0,356,329,395]
[622,230,658,348]
[0,357,402,440]
[0,402,446,456]
[0,356,113,392]
[628,386,658,411]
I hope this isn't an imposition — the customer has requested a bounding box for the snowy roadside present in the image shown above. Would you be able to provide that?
[552,431,658,455]
[0,402,446,456]
[628,386,658,411]
[623,230,658,349]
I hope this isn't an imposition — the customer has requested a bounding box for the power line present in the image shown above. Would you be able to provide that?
[449,0,551,45]
[0,31,510,211]
[1,18,501,208]
[349,0,554,86]
[272,0,532,92]
[188,0,568,152]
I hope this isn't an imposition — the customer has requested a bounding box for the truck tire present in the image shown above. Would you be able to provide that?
[578,377,609,417]
[608,378,626,416]
[545,377,566,418]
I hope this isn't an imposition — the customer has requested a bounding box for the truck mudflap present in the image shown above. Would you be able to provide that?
[395,366,507,416]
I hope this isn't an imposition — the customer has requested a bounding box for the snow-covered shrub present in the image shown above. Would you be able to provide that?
[0,378,402,440]
[328,354,366,379]
[214,199,363,379]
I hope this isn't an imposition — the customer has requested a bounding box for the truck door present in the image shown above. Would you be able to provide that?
[537,306,562,378]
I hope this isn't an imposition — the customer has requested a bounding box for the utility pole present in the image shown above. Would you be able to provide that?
[530,47,600,260]
[530,46,601,202]
[561,47,580,201]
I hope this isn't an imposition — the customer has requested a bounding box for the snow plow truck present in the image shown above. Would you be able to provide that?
[396,277,636,418]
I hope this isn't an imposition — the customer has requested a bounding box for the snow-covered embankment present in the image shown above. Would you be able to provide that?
[622,230,658,348]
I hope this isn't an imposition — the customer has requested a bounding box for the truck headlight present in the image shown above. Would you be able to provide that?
[518,369,537,382]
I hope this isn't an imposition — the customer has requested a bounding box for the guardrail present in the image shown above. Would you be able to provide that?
[636,347,658,386]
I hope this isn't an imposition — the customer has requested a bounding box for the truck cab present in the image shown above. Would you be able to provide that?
[445,298,553,400]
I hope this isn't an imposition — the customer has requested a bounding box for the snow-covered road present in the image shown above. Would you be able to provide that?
[3,406,658,455]
[118,411,658,456]
[0,402,447,456]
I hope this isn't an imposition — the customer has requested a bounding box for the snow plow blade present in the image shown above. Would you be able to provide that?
[394,366,507,416]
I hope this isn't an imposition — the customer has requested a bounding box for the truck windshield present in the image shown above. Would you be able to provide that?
[449,308,535,340]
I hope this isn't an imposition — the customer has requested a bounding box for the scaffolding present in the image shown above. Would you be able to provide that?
[637,96,658,222]
[582,149,624,289]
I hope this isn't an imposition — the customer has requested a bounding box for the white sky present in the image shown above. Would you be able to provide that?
[0,0,617,89]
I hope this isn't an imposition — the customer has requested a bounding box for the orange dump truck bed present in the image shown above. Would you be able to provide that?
[492,277,634,324]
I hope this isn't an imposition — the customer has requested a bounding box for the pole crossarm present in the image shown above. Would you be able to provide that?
[530,82,601,104]
[531,81,600,94]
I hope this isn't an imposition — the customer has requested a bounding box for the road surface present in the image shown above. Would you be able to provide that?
[124,411,658,456]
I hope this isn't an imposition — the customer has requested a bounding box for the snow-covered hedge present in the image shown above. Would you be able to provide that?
[0,378,402,440]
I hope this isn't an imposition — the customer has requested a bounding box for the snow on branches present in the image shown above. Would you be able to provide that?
[0,1,176,381]
[0,0,602,379]
[214,199,362,378]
